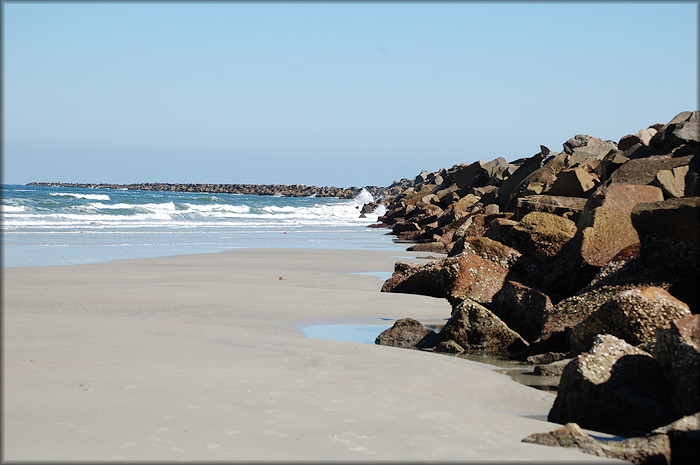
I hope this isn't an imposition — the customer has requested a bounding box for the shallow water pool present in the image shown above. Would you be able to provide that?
[301,321,560,392]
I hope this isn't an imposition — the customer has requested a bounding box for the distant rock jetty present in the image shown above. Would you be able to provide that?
[26,182,387,199]
[372,110,699,463]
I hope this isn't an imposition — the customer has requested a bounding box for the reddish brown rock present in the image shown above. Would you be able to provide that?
[577,183,664,268]
[381,237,522,305]
[544,167,599,197]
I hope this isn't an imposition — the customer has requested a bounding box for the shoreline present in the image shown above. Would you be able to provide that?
[2,247,619,462]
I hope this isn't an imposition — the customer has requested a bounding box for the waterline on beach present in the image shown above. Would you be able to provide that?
[1,184,406,267]
[302,322,560,392]
[301,323,393,345]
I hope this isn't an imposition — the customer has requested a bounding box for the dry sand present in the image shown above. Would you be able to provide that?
[3,248,623,462]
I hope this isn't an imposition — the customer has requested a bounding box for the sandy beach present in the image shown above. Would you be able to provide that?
[3,248,623,462]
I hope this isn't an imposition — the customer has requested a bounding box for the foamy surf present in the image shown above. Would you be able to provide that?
[1,185,401,267]
[50,192,111,201]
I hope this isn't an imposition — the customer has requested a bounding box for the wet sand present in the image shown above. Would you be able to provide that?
[3,248,623,462]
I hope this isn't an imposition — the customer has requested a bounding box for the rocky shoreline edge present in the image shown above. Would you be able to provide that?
[370,111,699,465]
[24,181,389,199]
[25,111,698,463]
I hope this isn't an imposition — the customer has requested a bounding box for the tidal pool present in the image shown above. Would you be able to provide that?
[301,322,560,392]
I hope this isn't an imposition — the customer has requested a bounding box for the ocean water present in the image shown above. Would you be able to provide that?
[1,184,403,267]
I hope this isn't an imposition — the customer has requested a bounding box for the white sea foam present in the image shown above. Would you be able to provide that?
[87,201,176,211]
[352,188,375,208]
[50,192,111,201]
[2,187,385,229]
[182,203,250,214]
[1,205,26,212]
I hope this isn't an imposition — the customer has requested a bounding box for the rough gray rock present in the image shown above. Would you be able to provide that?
[515,194,587,222]
[652,413,700,465]
[486,211,577,264]
[375,318,441,350]
[525,352,571,365]
[609,155,694,186]
[569,286,692,352]
[406,242,448,254]
[548,334,675,436]
[491,280,553,343]
[533,358,573,377]
[439,299,528,356]
[631,197,700,313]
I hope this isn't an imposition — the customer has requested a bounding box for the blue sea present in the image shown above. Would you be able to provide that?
[1,184,403,267]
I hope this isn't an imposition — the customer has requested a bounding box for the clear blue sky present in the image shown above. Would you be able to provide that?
[3,1,698,187]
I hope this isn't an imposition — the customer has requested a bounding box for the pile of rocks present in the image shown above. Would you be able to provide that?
[373,111,699,463]
[27,181,386,199]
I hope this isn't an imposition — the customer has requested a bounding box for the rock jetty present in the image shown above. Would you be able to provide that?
[373,111,699,464]
[26,182,386,200]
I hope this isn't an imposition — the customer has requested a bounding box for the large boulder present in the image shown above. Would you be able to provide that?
[576,183,664,268]
[569,286,692,352]
[650,111,700,151]
[485,211,577,263]
[497,151,546,210]
[631,197,700,313]
[549,334,675,435]
[595,149,631,182]
[443,159,507,190]
[375,318,441,350]
[568,136,617,159]
[439,299,528,356]
[631,197,700,263]
[491,280,553,343]
[618,127,658,152]
[654,315,700,418]
[450,212,514,244]
[544,167,599,197]
[542,285,628,336]
[382,237,522,305]
[538,184,664,297]
[563,135,591,154]
[654,164,690,198]
[609,155,694,186]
